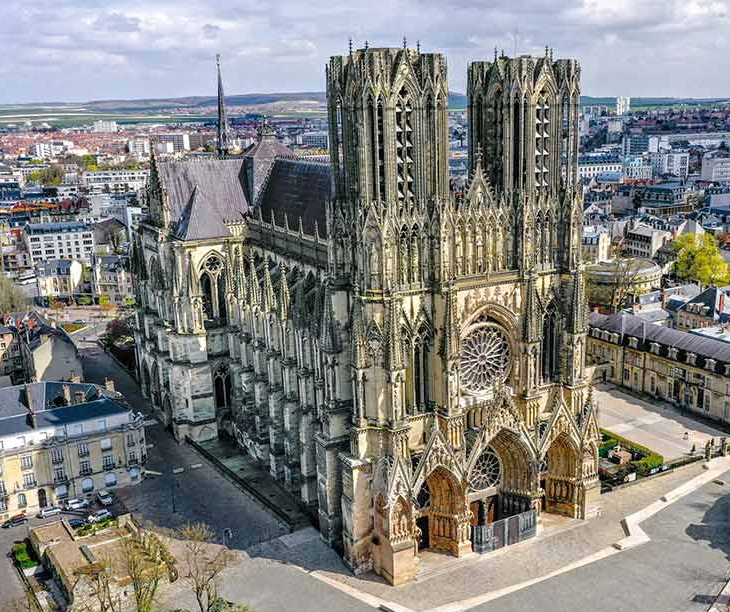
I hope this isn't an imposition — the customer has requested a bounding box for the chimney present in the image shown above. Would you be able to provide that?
[62,384,71,406]
[661,288,668,308]
[24,384,37,428]
[720,291,726,317]
[70,372,81,383]
[104,378,115,393]
[632,302,640,314]
[74,391,86,405]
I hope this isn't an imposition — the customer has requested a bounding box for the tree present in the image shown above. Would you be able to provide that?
[178,523,235,612]
[120,531,175,612]
[0,275,28,313]
[674,232,730,287]
[74,559,123,612]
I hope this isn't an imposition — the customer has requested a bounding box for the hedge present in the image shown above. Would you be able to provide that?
[600,428,664,477]
[13,542,39,569]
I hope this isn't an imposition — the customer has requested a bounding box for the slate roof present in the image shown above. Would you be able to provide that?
[257,159,331,235]
[242,126,294,204]
[36,259,76,277]
[155,159,251,241]
[676,285,730,323]
[589,311,730,366]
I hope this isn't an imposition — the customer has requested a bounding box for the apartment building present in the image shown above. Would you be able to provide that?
[0,325,23,386]
[91,255,134,305]
[649,151,690,180]
[577,155,623,180]
[675,286,730,331]
[81,170,148,195]
[702,153,730,183]
[582,228,611,263]
[23,221,95,264]
[0,380,146,519]
[35,260,84,301]
[623,223,672,259]
[588,312,730,424]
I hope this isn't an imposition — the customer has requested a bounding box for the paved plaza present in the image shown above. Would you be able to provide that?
[596,384,727,461]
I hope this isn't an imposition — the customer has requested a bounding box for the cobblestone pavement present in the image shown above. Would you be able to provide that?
[80,338,285,549]
[596,383,726,461]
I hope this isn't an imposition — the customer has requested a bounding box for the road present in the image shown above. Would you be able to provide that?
[472,471,730,612]
[77,324,285,548]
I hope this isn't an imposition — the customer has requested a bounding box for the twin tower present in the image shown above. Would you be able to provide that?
[326,45,581,215]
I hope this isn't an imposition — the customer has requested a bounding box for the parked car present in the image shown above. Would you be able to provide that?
[38,506,62,518]
[97,490,113,506]
[72,319,86,324]
[63,498,90,511]
[87,509,113,524]
[67,518,86,529]
[2,514,28,528]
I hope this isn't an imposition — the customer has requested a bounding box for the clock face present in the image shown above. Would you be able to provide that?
[460,322,511,396]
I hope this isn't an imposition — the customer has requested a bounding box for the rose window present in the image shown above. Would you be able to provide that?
[460,323,511,395]
[469,448,502,491]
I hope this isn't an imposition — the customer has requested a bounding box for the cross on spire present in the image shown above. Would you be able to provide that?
[403,36,407,49]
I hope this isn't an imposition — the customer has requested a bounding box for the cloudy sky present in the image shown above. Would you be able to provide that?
[2,0,729,103]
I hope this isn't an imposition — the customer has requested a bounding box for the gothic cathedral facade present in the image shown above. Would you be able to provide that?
[133,45,600,586]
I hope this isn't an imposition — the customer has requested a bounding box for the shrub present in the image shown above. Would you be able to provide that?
[600,428,665,478]
[13,542,39,569]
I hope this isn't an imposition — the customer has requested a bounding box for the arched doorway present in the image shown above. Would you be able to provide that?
[544,433,580,517]
[37,488,47,508]
[213,364,231,413]
[419,467,470,557]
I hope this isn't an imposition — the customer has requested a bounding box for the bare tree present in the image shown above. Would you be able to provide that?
[178,523,235,612]
[0,274,28,313]
[121,531,174,612]
[74,559,122,612]
[607,239,645,314]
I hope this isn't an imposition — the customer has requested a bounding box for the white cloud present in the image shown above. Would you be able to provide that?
[1,0,729,102]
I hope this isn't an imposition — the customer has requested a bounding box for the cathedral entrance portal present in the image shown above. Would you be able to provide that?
[421,467,471,557]
[544,433,580,517]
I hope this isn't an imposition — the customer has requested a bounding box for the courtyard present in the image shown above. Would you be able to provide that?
[595,383,727,461]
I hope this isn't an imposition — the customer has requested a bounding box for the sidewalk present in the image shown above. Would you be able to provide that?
[261,460,710,612]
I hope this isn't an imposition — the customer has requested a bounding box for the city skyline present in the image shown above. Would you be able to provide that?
[2,0,730,104]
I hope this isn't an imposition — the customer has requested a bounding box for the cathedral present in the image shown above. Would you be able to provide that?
[133,44,601,585]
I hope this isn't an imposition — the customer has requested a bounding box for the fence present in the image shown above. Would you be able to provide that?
[472,509,537,554]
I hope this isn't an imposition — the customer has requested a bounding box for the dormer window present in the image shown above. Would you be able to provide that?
[650,343,661,355]
[668,347,679,360]
[705,358,716,372]
[611,333,620,344]
[629,337,639,349]
[686,352,697,366]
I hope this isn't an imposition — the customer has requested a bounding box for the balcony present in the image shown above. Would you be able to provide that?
[52,455,64,465]
[79,468,93,477]
[53,475,69,484]
[103,463,116,472]
[78,450,90,458]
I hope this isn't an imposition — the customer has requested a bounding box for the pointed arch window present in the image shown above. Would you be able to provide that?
[542,306,560,382]
[213,363,231,412]
[395,87,414,210]
[535,88,551,194]
[200,254,228,326]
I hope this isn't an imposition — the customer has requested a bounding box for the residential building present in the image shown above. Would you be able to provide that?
[675,285,730,331]
[701,153,730,183]
[622,134,649,156]
[637,181,694,217]
[577,155,622,180]
[0,325,23,386]
[297,131,329,149]
[155,133,191,152]
[126,138,151,157]
[0,380,145,519]
[82,170,149,195]
[92,120,118,133]
[587,258,662,311]
[587,312,730,424]
[35,259,84,300]
[91,255,134,306]
[133,47,600,585]
[622,155,653,180]
[615,96,630,116]
[22,221,95,264]
[623,224,672,259]
[649,151,690,180]
[582,227,611,263]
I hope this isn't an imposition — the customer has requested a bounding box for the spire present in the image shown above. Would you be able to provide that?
[386,296,403,370]
[278,264,290,321]
[293,272,306,327]
[248,256,260,307]
[262,259,277,312]
[442,290,459,360]
[216,54,231,157]
[320,279,339,353]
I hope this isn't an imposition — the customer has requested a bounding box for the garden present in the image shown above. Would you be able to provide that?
[598,428,666,488]
[12,540,40,570]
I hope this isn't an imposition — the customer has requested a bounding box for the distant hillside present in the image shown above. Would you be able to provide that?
[84,91,470,112]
